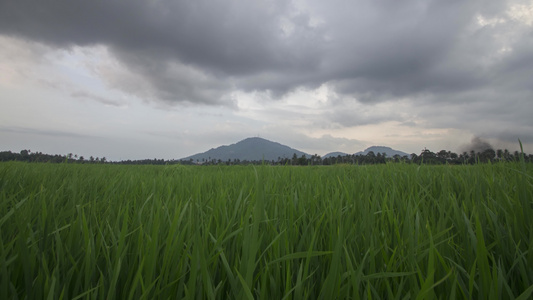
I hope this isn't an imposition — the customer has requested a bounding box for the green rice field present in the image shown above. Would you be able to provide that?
[1,161,532,299]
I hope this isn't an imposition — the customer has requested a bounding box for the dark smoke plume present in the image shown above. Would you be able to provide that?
[460,137,493,153]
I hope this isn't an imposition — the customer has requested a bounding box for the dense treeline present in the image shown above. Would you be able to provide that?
[0,150,108,164]
[191,147,532,166]
[1,147,531,166]
[0,150,171,165]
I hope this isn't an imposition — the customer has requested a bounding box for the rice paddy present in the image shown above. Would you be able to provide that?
[1,161,532,299]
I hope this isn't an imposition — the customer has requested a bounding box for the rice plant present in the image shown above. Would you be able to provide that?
[0,161,532,299]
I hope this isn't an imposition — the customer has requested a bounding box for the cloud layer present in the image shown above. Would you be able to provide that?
[2,1,529,102]
[1,0,533,158]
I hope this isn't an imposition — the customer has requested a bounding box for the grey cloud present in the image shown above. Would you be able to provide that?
[0,126,92,138]
[491,130,533,144]
[317,0,531,108]
[71,91,125,107]
[97,52,234,106]
[417,88,533,131]
[0,0,325,104]
[1,0,532,121]
[318,1,478,93]
[326,107,403,127]
[0,1,322,72]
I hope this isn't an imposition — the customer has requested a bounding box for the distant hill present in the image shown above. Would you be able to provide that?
[181,137,309,162]
[323,152,350,159]
[354,146,409,157]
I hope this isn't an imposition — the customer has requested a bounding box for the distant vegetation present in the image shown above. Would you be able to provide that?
[1,161,532,298]
[1,147,531,165]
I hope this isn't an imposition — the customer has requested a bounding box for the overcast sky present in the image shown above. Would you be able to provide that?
[1,0,532,160]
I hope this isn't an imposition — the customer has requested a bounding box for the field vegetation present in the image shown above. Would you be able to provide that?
[1,161,532,299]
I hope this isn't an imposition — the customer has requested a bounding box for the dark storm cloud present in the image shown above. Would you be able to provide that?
[0,0,326,104]
[1,0,532,120]
[320,0,517,102]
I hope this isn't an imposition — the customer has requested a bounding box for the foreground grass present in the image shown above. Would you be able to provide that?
[0,162,532,299]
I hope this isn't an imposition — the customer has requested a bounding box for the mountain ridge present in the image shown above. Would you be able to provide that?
[322,151,350,159]
[181,137,309,162]
[354,146,409,157]
[181,137,409,162]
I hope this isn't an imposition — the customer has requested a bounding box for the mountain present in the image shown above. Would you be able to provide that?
[181,137,309,162]
[354,146,409,157]
[322,151,350,159]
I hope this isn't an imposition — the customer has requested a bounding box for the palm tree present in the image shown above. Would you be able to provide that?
[503,149,510,161]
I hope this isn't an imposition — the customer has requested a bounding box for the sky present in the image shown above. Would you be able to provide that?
[1,0,533,161]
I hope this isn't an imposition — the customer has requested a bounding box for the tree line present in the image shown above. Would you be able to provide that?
[187,147,532,166]
[0,150,108,164]
[0,150,174,165]
[3,147,530,166]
